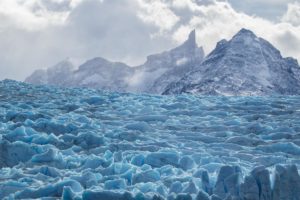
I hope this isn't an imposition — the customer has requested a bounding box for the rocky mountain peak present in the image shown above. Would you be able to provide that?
[234,28,257,39]
[184,29,196,49]
[163,29,300,95]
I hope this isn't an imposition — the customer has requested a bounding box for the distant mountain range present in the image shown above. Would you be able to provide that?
[26,30,204,94]
[164,29,300,95]
[26,29,300,95]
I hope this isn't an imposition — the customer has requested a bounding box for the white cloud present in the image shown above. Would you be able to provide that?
[169,0,300,63]
[136,0,180,32]
[0,0,72,31]
[0,0,175,80]
[0,0,300,81]
[227,0,295,21]
[282,2,300,26]
[172,0,198,10]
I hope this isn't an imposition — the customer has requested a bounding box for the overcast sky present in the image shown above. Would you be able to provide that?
[0,0,300,81]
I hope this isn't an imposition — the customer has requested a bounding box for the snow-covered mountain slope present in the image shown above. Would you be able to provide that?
[25,58,133,92]
[1,80,300,200]
[164,29,300,95]
[25,60,75,86]
[25,30,204,94]
[69,57,134,92]
[128,30,204,93]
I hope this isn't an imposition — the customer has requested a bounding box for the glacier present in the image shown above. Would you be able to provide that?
[1,80,300,199]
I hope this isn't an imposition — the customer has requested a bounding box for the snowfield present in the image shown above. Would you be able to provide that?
[1,80,300,200]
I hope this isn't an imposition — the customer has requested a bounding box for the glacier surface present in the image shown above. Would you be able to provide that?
[1,80,300,199]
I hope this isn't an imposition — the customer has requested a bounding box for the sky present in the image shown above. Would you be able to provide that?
[0,0,300,81]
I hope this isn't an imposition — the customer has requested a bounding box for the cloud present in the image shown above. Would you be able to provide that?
[0,0,300,81]
[282,2,300,26]
[227,0,295,21]
[167,0,300,63]
[0,0,175,80]
[0,0,71,31]
[136,0,180,32]
[275,29,300,58]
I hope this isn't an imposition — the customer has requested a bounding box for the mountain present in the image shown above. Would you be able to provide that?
[25,58,134,92]
[25,30,204,94]
[68,57,134,92]
[163,29,300,95]
[25,60,74,86]
[26,28,300,96]
[128,30,204,93]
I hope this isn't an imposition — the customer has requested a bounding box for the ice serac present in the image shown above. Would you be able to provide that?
[272,165,300,200]
[163,28,300,95]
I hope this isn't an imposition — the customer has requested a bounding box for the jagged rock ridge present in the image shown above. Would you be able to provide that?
[25,30,204,94]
